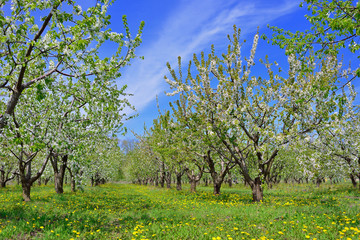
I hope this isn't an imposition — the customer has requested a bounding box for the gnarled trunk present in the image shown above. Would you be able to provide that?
[22,181,32,202]
[213,181,222,195]
[204,176,208,186]
[176,173,182,191]
[165,172,171,189]
[186,168,203,193]
[71,178,76,192]
[19,153,50,202]
[190,179,197,192]
[204,150,232,195]
[160,172,165,188]
[67,167,76,192]
[316,178,322,188]
[51,155,68,194]
[350,174,357,188]
[44,177,51,185]
[250,177,263,202]
[228,176,233,188]
[0,167,16,188]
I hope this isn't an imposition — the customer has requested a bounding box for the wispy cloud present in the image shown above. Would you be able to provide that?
[119,0,299,112]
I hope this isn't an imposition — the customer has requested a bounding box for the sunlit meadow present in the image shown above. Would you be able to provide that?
[0,183,359,239]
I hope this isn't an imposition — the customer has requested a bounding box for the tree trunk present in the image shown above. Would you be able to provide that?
[0,90,22,130]
[160,162,165,188]
[350,174,357,188]
[204,176,208,186]
[165,172,171,189]
[228,178,233,188]
[190,179,196,192]
[71,178,76,192]
[51,155,68,194]
[54,172,64,193]
[316,178,322,187]
[37,177,41,186]
[155,172,159,186]
[176,173,182,191]
[44,177,51,185]
[250,177,263,202]
[160,172,165,188]
[244,178,248,186]
[67,167,76,192]
[0,169,6,188]
[22,182,32,202]
[214,181,221,195]
[94,173,101,186]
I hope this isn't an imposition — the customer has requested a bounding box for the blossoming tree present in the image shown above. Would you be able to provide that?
[0,0,144,130]
[165,26,340,201]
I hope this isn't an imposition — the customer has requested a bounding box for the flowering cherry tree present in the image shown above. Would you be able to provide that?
[165,26,340,201]
[0,0,144,200]
[168,95,236,194]
[0,0,144,130]
[300,84,360,188]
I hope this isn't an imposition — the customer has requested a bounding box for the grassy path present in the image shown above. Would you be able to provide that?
[0,183,359,239]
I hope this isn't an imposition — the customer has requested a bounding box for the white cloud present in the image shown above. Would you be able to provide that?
[119,0,299,113]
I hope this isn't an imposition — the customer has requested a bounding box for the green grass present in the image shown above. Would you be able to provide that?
[0,183,359,239]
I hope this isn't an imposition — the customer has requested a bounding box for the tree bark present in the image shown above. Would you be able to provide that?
[204,176,208,186]
[176,173,182,191]
[22,181,32,202]
[0,166,16,188]
[350,174,357,188]
[214,181,221,195]
[155,172,159,186]
[160,162,165,188]
[71,178,76,192]
[250,177,263,202]
[316,178,322,188]
[228,173,233,188]
[165,172,171,189]
[44,177,51,185]
[204,150,232,195]
[51,155,68,194]
[19,153,50,201]
[67,167,76,192]
[190,179,197,192]
[0,90,22,130]
[186,168,203,193]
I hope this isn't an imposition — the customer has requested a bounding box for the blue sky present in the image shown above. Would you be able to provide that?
[102,0,356,140]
